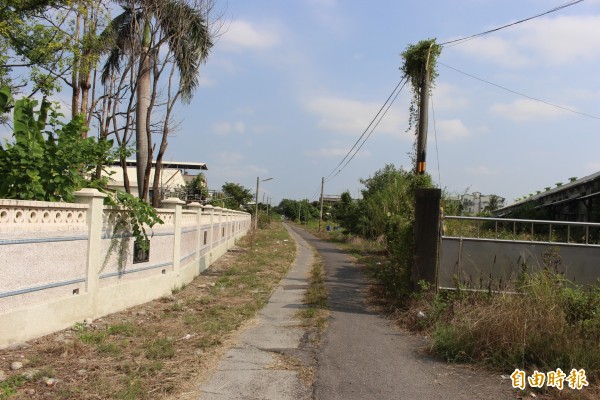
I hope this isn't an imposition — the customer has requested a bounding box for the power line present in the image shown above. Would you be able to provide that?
[439,0,584,47]
[330,79,408,181]
[439,62,600,121]
[324,78,407,182]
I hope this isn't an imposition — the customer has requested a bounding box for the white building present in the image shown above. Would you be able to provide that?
[456,192,505,215]
[103,160,208,200]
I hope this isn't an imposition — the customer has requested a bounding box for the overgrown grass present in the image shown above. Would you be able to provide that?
[0,222,296,399]
[0,376,25,400]
[310,222,600,398]
[298,252,328,327]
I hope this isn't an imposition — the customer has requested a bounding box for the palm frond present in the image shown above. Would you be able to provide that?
[152,0,213,102]
[99,7,144,85]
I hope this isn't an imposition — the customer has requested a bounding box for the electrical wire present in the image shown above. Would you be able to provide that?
[329,79,408,181]
[439,62,600,121]
[439,0,584,47]
[324,78,407,182]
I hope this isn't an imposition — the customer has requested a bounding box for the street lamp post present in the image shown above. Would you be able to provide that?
[254,177,273,231]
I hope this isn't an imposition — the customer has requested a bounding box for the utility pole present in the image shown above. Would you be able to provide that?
[298,202,301,224]
[266,197,270,219]
[319,177,324,232]
[254,177,259,231]
[415,64,430,175]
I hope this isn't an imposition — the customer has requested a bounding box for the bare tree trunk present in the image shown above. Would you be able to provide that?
[71,4,81,120]
[136,20,151,201]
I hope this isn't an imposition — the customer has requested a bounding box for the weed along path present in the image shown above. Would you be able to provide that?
[288,225,515,400]
[194,224,315,399]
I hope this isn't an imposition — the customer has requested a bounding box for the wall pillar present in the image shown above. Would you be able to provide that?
[187,202,203,263]
[74,188,107,316]
[162,197,185,274]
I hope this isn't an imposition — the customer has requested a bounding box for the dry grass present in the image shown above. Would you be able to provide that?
[297,252,329,334]
[308,223,600,400]
[0,222,295,399]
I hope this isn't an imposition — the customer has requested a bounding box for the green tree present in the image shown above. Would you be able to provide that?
[100,0,214,202]
[183,173,208,201]
[220,182,253,210]
[0,87,112,201]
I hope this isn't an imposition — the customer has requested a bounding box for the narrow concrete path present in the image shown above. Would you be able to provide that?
[197,224,314,400]
[288,225,515,400]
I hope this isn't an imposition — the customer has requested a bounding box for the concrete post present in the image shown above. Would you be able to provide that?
[74,188,107,316]
[162,197,185,273]
[214,206,223,243]
[203,205,214,250]
[413,188,441,289]
[187,202,202,261]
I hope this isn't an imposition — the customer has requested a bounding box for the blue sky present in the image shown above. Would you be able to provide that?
[166,0,600,206]
[8,0,600,206]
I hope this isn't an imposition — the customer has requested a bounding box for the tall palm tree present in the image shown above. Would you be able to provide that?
[100,0,213,201]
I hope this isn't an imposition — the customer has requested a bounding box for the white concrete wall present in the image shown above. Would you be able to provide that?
[0,191,251,348]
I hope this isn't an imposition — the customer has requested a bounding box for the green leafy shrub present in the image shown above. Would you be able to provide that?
[0,87,112,201]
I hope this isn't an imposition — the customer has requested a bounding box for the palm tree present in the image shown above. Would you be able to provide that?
[100,0,213,201]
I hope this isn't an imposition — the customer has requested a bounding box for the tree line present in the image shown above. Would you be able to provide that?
[1,0,218,206]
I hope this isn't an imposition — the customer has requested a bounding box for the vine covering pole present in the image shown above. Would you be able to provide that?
[400,39,441,175]
[416,60,430,174]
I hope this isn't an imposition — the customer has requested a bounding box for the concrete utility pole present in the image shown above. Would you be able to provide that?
[254,177,274,231]
[319,177,324,232]
[415,64,430,175]
[266,197,270,219]
[254,177,259,231]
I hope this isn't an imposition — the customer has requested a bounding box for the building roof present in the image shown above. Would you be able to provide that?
[109,160,208,171]
[495,170,600,215]
[103,166,185,189]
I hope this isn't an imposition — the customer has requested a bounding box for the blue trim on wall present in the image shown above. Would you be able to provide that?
[0,278,86,299]
[99,261,172,279]
[180,250,197,262]
[0,235,88,245]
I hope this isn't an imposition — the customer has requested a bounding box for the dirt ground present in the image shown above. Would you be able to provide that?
[0,224,295,399]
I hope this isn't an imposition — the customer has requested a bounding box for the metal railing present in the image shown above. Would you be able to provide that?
[442,216,600,246]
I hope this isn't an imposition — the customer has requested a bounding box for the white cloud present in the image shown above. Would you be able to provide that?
[584,162,600,174]
[216,151,244,163]
[434,119,470,141]
[519,16,600,65]
[490,99,572,121]
[431,83,469,111]
[197,75,216,87]
[212,151,267,180]
[452,36,530,68]
[305,96,408,136]
[220,20,280,51]
[305,147,370,158]
[212,121,246,135]
[306,0,347,34]
[454,15,600,67]
[466,165,496,176]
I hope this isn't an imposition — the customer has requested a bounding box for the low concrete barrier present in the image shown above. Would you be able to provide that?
[0,189,251,348]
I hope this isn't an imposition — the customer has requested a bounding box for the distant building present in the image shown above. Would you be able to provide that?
[453,192,506,215]
[104,160,208,202]
[322,195,342,203]
[495,171,600,222]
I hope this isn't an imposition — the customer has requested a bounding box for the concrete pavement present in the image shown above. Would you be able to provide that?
[198,224,516,399]
[197,224,314,400]
[289,225,515,400]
